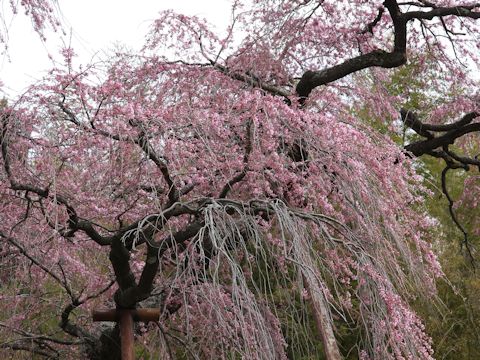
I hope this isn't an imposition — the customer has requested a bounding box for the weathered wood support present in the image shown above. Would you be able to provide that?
[303,274,342,360]
[93,308,160,360]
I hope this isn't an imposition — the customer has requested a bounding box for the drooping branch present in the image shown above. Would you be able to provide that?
[441,166,476,267]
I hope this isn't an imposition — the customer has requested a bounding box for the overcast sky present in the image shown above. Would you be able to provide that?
[1,0,232,97]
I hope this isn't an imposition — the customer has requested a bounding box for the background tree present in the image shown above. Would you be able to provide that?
[1,1,479,359]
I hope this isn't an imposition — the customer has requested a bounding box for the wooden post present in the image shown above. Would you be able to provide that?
[302,274,342,360]
[119,310,134,360]
[92,308,160,360]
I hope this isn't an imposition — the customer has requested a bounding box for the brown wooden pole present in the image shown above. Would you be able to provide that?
[92,308,160,359]
[119,310,135,360]
[302,274,342,360]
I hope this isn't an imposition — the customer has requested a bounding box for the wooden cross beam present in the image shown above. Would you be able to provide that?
[92,308,160,360]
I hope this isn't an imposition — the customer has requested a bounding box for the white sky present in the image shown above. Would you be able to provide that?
[1,0,232,97]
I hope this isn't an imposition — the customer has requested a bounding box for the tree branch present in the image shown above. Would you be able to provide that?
[60,281,114,341]
[0,231,75,300]
[0,343,58,359]
[1,112,111,246]
[219,119,253,198]
[295,1,480,103]
[362,6,386,34]
[137,130,179,207]
[441,166,475,267]
[404,4,480,21]
[405,122,480,156]
[213,63,291,99]
[402,109,479,133]
[296,0,407,101]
